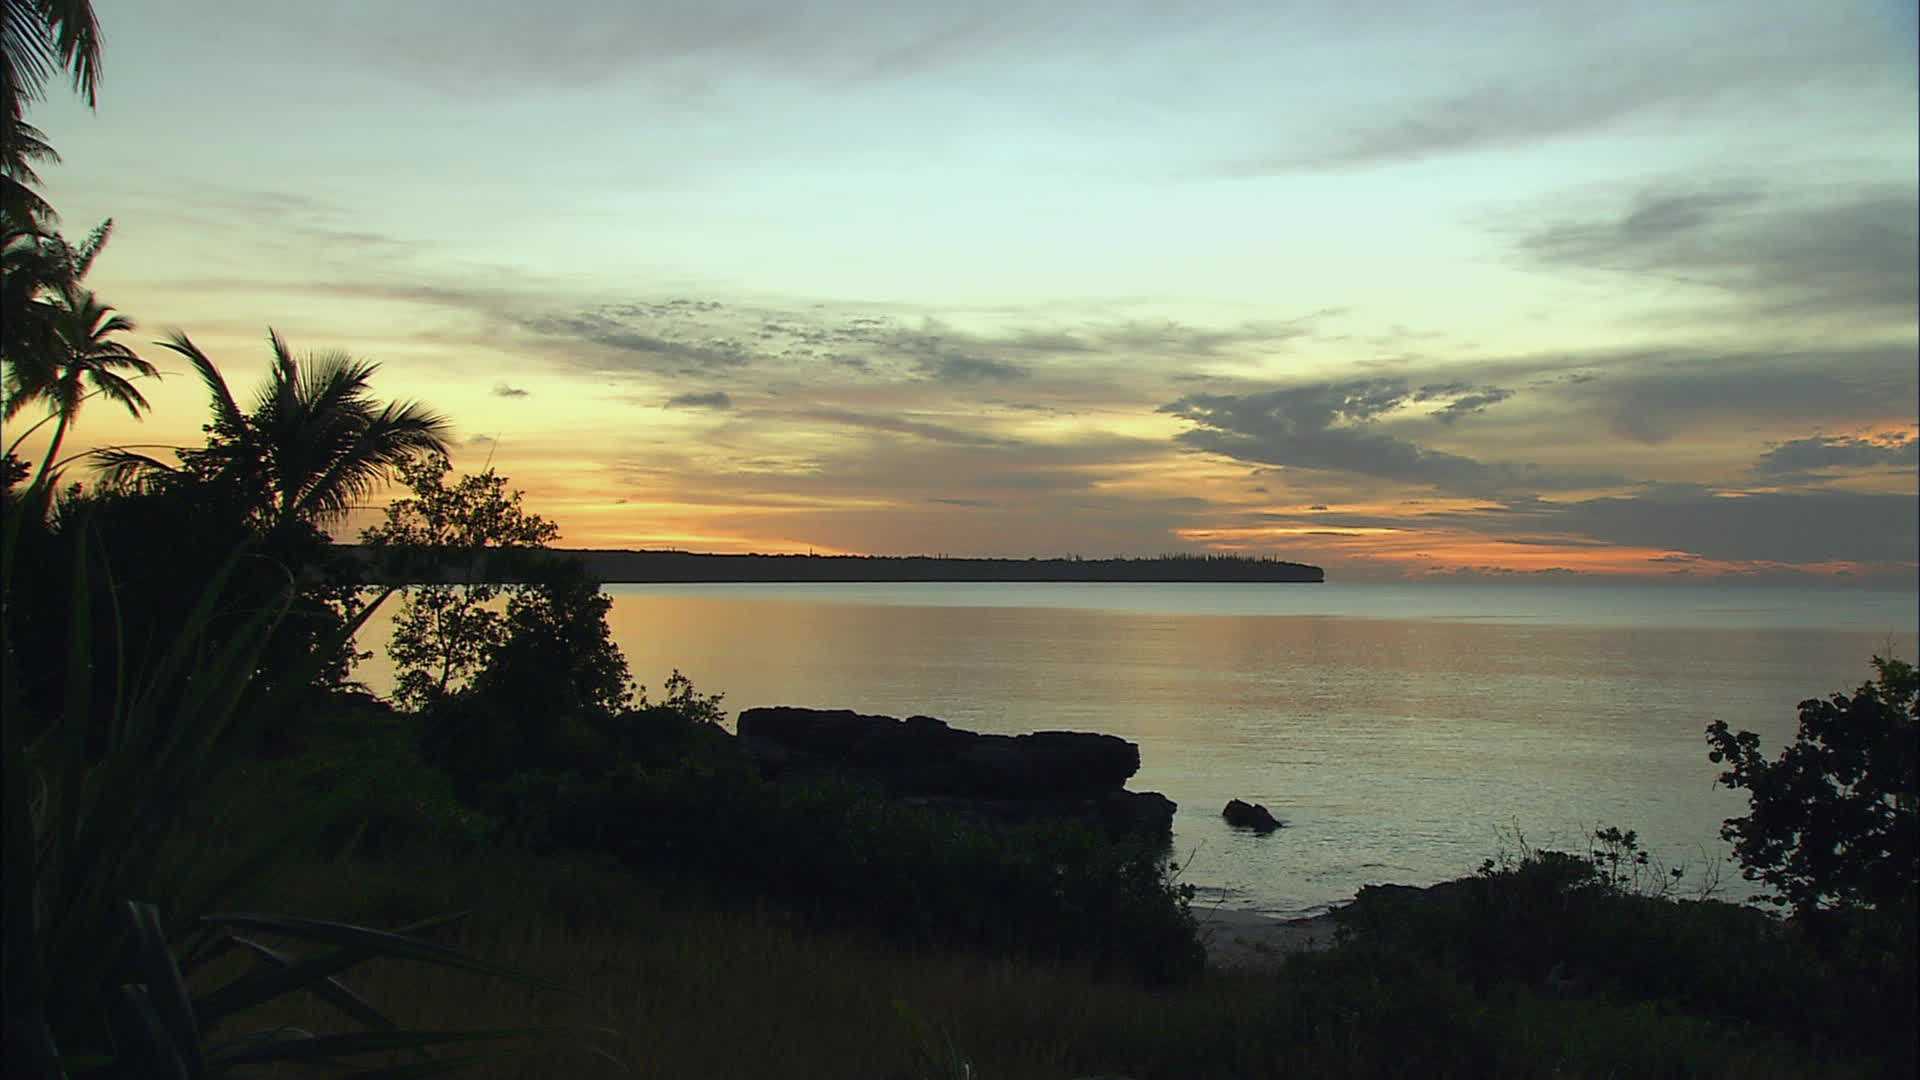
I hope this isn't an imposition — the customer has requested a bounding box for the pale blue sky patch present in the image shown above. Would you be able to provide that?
[20,0,1915,577]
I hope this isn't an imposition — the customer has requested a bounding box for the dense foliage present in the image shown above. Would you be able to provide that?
[1708,656,1918,917]
[1334,833,1916,1073]
[506,753,1203,983]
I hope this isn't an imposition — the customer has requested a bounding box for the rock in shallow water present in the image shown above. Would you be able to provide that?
[736,705,1172,840]
[737,706,1141,798]
[1222,798,1282,833]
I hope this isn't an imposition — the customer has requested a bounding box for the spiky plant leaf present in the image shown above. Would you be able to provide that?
[104,984,189,1080]
[224,935,397,1033]
[209,1027,534,1064]
[122,902,205,1077]
[193,913,561,1025]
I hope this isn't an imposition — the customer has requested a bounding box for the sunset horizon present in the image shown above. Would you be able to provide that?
[7,5,1918,1074]
[15,1,1917,584]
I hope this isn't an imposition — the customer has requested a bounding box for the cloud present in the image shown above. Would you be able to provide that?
[522,307,755,373]
[1429,389,1514,423]
[1568,344,1918,445]
[1474,489,1920,565]
[1516,183,1919,326]
[786,407,1001,445]
[665,390,734,410]
[916,353,1026,383]
[1159,378,1610,496]
[1754,433,1919,476]
[1265,79,1682,171]
[219,4,1077,96]
[492,382,531,398]
[1249,484,1919,571]
[1092,317,1326,357]
[1221,6,1896,173]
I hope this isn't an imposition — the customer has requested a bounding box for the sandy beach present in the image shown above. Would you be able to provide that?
[1195,907,1342,972]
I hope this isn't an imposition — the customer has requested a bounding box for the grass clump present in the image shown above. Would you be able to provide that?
[218,850,1873,1080]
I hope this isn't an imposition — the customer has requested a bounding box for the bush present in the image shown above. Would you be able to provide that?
[1333,833,1915,1072]
[424,650,732,811]
[248,694,497,859]
[506,760,1203,984]
[5,481,370,753]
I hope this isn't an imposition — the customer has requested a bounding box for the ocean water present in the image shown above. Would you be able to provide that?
[357,582,1919,919]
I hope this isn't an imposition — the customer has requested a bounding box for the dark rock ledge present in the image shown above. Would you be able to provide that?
[737,706,1176,841]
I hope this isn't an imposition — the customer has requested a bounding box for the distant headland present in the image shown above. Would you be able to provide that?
[333,546,1325,585]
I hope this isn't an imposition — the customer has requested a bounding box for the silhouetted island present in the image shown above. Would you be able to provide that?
[334,546,1324,584]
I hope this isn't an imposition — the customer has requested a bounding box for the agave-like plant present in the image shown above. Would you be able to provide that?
[96,902,560,1077]
[1,470,609,1076]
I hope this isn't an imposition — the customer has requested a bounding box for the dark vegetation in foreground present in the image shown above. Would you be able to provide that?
[332,544,1327,585]
[8,427,1915,1075]
[5,13,1915,1075]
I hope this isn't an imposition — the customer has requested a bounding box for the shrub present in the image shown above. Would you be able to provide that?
[1334,830,1914,1072]
[508,761,1203,983]
[424,662,728,810]
[250,696,498,859]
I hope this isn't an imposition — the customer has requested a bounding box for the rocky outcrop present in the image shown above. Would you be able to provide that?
[1223,799,1282,833]
[737,706,1173,841]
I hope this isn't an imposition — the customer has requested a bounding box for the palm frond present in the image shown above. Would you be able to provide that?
[42,0,105,108]
[86,368,148,418]
[89,446,179,492]
[2,4,61,113]
[266,327,299,399]
[289,399,451,525]
[76,293,133,338]
[158,331,246,434]
[69,216,110,278]
[4,116,54,163]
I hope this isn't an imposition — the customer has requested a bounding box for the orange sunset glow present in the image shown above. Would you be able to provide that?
[8,2,1915,586]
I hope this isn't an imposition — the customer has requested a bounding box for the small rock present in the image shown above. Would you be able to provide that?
[1223,798,1282,833]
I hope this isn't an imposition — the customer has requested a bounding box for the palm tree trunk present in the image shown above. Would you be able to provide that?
[29,406,72,495]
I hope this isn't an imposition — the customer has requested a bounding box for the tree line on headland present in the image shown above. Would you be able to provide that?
[334,545,1326,584]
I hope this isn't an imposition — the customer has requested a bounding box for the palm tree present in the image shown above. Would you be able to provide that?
[16,277,153,491]
[1,114,56,226]
[3,0,104,228]
[105,330,453,533]
[2,216,109,398]
[2,0,102,121]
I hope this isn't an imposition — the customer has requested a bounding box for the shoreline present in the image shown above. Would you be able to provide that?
[328,544,1325,585]
[1195,906,1343,972]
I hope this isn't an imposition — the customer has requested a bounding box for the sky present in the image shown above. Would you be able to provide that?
[17,0,1920,583]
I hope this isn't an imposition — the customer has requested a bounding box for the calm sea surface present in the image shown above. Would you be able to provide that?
[359,582,1919,919]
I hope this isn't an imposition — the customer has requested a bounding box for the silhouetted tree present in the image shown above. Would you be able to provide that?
[1708,656,1919,917]
[100,329,451,534]
[1,0,103,225]
[1,214,107,371]
[2,238,154,490]
[362,456,558,710]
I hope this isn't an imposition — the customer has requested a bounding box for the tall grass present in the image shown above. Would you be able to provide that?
[227,851,1867,1080]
